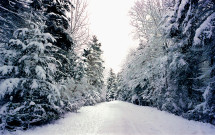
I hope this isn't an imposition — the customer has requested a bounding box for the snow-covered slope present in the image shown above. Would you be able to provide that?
[5,101,215,135]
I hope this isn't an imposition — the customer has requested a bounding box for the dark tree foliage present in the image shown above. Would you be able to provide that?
[0,0,74,51]
[0,0,33,43]
[42,0,73,51]
[164,0,215,124]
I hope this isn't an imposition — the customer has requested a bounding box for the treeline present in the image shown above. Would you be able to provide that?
[106,0,215,125]
[0,0,105,131]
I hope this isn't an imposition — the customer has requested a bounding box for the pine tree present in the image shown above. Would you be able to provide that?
[82,36,105,105]
[0,0,43,43]
[0,25,72,130]
[42,0,73,51]
[106,69,118,101]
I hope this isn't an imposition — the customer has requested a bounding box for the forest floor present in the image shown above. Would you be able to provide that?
[5,101,215,135]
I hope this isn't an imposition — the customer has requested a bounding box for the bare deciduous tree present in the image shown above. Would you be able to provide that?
[129,0,174,41]
[70,0,90,52]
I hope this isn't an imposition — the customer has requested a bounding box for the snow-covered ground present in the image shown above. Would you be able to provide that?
[5,101,215,135]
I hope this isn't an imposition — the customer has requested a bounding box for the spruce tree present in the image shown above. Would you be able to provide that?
[0,25,72,130]
[0,0,43,43]
[106,69,118,101]
[42,0,73,51]
[164,0,215,123]
[82,36,105,105]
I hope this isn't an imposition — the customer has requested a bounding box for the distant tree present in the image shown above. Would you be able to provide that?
[83,36,104,89]
[115,72,125,101]
[82,36,105,105]
[106,69,118,101]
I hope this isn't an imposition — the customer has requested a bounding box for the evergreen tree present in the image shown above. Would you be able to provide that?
[42,0,73,51]
[82,36,105,105]
[0,25,72,130]
[0,0,43,43]
[106,69,118,101]
[164,0,215,123]
[115,72,125,101]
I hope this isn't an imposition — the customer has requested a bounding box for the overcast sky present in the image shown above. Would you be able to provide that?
[88,0,138,73]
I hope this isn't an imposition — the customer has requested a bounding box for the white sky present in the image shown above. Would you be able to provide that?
[88,0,138,73]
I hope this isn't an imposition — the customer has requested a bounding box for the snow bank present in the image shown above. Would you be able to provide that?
[4,101,215,135]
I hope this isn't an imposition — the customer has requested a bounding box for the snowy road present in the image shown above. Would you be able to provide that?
[6,101,215,135]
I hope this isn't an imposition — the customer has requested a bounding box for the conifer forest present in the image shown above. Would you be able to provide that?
[0,0,215,135]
